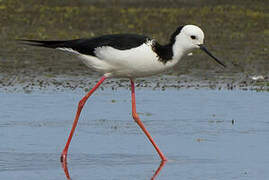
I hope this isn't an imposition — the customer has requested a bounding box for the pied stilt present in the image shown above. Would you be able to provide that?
[20,24,225,162]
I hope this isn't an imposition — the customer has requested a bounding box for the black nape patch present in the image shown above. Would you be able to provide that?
[151,25,185,64]
[151,41,173,64]
[169,25,184,45]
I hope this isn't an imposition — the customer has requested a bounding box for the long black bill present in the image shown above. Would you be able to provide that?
[199,44,226,68]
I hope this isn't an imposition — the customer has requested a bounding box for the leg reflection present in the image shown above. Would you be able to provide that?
[61,159,71,180]
[61,158,166,180]
[151,161,166,180]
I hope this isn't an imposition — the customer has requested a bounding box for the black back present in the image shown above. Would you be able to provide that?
[20,34,149,56]
[20,25,185,63]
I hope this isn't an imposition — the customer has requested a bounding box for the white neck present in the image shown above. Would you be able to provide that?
[171,35,193,64]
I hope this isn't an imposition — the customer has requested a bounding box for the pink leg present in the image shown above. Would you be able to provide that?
[130,79,167,161]
[61,76,106,162]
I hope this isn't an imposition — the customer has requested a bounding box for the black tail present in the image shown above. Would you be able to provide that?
[17,38,97,56]
[17,39,70,49]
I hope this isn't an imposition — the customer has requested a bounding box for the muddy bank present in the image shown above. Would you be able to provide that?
[1,72,268,93]
[0,0,268,92]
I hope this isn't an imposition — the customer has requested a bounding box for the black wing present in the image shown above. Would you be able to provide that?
[19,34,150,56]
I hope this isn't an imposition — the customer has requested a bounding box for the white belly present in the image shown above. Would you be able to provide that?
[78,41,178,78]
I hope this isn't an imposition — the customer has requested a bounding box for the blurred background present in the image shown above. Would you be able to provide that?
[0,0,268,90]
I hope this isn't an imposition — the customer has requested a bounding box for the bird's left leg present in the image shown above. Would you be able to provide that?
[130,79,167,161]
[61,76,106,162]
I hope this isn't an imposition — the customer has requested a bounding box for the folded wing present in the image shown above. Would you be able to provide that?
[18,34,150,57]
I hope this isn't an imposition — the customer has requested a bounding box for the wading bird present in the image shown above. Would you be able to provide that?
[20,25,225,162]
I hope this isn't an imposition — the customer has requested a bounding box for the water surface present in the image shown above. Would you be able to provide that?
[1,89,268,179]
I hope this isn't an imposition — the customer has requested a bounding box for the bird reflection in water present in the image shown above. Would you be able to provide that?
[61,159,71,180]
[61,159,166,180]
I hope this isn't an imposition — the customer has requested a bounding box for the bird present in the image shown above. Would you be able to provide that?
[20,24,225,162]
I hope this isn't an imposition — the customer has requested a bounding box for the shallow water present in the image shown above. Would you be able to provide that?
[1,88,269,179]
[0,0,268,179]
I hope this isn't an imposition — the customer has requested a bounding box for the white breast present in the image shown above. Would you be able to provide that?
[77,40,177,78]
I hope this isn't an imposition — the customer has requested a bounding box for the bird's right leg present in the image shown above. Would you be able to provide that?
[61,76,106,162]
[130,79,167,161]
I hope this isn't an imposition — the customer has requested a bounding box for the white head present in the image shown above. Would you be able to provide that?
[180,25,204,50]
[171,24,225,67]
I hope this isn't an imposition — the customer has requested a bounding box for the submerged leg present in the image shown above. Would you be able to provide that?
[130,79,167,161]
[61,76,106,162]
